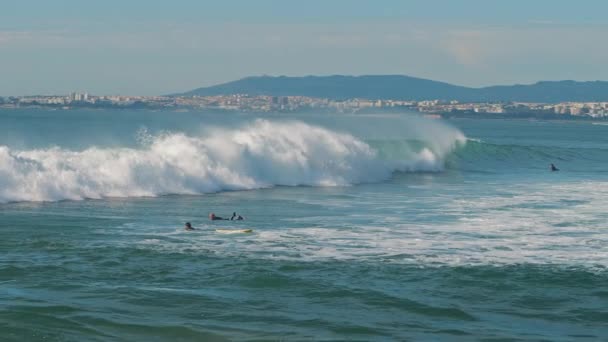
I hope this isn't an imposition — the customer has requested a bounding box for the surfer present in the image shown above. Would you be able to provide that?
[209,213,226,221]
[184,222,195,231]
[550,163,559,172]
[230,212,244,221]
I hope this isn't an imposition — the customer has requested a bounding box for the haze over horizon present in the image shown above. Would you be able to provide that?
[2,0,608,96]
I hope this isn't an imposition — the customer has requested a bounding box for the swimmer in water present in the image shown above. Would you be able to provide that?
[550,163,559,172]
[185,222,195,231]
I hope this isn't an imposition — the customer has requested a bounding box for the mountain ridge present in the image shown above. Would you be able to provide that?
[173,75,608,103]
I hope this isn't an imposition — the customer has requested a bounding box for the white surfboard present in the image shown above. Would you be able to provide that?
[215,229,253,234]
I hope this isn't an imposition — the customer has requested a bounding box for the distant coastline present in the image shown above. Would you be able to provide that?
[3,74,608,120]
[175,75,608,103]
[1,103,606,122]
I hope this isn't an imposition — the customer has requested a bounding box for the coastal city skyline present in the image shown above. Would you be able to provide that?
[2,0,608,96]
[6,92,608,119]
[4,72,608,119]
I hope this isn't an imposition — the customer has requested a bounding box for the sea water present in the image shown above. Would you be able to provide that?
[1,110,607,341]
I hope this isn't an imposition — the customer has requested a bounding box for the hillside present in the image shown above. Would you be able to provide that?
[174,75,608,103]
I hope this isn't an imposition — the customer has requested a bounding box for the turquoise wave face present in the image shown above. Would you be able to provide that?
[446,139,608,174]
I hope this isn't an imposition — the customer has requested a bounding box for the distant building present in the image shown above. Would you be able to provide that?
[69,92,89,102]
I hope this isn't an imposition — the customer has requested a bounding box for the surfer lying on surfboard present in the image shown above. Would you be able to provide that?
[209,213,227,220]
[210,212,244,221]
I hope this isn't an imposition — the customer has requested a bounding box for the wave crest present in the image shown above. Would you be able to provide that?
[0,119,464,203]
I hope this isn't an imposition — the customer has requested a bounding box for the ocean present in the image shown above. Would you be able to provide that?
[1,109,607,341]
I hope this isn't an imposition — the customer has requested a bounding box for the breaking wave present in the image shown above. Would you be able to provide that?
[0,119,466,203]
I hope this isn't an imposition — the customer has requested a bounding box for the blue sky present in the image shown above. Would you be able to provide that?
[1,0,607,95]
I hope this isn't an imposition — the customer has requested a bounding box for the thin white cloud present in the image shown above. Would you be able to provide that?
[2,21,608,94]
[0,29,76,47]
[0,31,32,45]
[439,30,491,66]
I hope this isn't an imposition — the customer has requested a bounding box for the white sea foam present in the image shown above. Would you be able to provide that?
[126,181,608,268]
[0,119,465,203]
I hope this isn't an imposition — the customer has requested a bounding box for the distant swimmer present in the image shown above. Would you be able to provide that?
[185,222,195,231]
[209,213,226,221]
[550,163,559,172]
[230,212,244,221]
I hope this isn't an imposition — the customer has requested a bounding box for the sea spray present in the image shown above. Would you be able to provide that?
[0,119,465,203]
